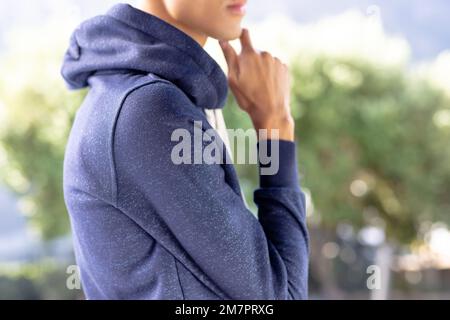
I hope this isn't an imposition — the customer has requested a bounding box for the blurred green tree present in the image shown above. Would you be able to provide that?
[0,26,86,239]
[1,26,449,244]
[225,54,450,244]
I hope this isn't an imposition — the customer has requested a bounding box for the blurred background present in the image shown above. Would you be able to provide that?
[0,0,449,299]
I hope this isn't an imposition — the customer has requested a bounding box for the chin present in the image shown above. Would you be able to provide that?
[215,25,243,41]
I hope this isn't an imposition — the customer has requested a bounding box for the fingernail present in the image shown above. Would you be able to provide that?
[219,40,228,48]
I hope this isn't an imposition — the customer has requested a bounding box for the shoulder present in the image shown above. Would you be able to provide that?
[120,78,202,122]
[113,77,208,153]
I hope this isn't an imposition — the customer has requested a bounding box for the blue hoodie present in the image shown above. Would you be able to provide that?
[61,3,309,300]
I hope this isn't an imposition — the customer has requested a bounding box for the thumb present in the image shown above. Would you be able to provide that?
[219,40,239,77]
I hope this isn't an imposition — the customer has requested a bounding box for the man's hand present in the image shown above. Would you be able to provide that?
[219,28,294,141]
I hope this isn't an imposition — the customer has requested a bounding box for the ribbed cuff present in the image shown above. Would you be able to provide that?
[258,140,300,189]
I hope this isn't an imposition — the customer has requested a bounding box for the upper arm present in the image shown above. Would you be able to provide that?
[111,83,289,299]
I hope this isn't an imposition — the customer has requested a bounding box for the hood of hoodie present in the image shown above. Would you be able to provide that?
[61,3,228,109]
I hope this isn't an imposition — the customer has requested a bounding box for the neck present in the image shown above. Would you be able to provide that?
[138,1,208,47]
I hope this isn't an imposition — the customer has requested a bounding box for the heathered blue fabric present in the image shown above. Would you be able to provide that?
[61,3,309,300]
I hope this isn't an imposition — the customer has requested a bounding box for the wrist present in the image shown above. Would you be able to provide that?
[252,114,295,141]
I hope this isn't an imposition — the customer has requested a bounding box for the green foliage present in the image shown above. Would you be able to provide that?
[0,38,86,239]
[1,30,449,244]
[225,54,450,244]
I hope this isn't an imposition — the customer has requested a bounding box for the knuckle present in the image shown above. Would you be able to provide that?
[260,51,272,59]
[274,56,288,67]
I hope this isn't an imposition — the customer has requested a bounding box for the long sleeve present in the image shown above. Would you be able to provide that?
[255,140,310,298]
[112,82,309,299]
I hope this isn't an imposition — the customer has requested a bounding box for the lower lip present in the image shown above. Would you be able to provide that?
[227,4,247,16]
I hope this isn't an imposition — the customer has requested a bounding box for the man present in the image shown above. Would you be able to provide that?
[61,0,309,299]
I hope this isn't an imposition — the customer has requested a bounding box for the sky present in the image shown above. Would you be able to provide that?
[0,0,449,61]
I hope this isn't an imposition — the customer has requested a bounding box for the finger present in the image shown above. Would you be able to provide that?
[219,40,239,75]
[239,28,254,52]
[229,81,249,109]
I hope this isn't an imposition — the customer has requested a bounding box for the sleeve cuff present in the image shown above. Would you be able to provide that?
[257,139,300,189]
